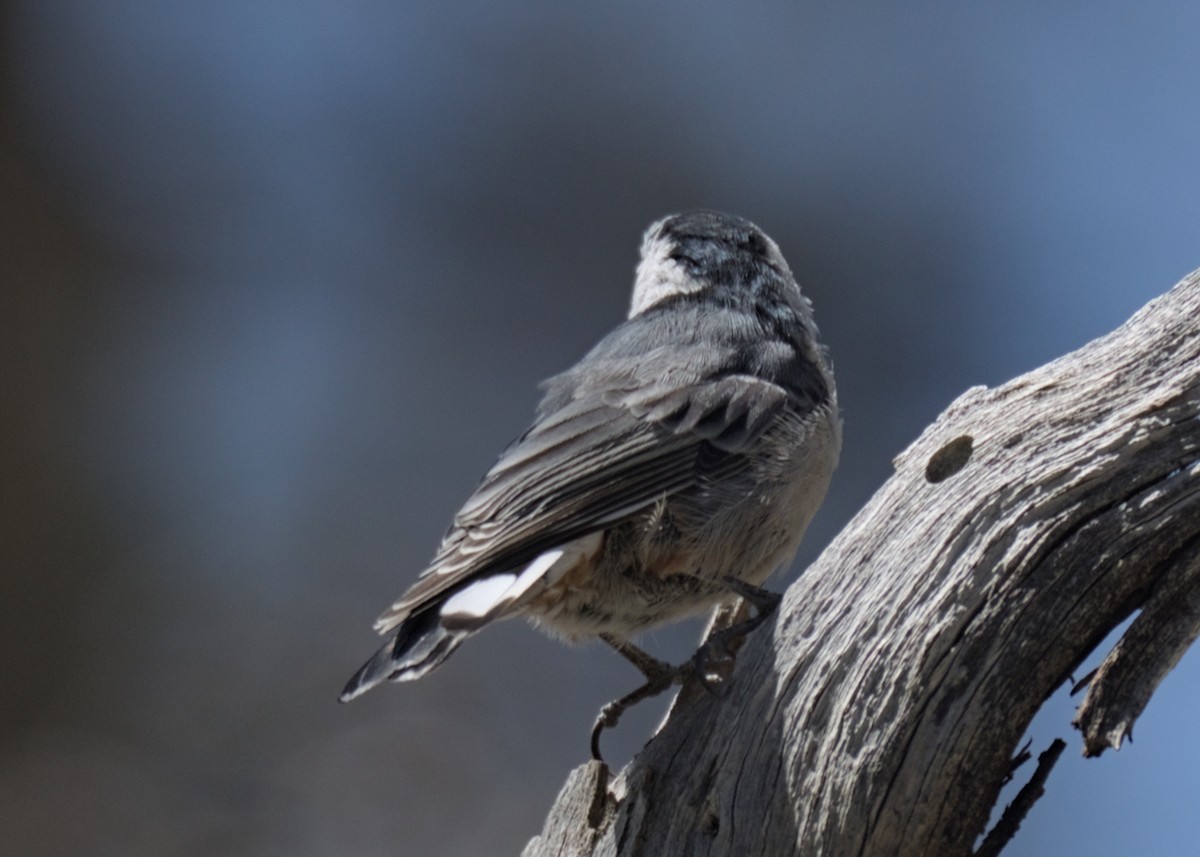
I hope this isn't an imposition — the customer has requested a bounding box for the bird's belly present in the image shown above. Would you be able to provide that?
[523,407,840,641]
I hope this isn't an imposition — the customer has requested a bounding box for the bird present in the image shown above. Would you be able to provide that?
[340,211,841,758]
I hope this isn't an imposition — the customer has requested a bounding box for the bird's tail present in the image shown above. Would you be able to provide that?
[339,609,470,702]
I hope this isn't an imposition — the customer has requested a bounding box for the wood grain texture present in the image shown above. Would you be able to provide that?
[523,270,1200,857]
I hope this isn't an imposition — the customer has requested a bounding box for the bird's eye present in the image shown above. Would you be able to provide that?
[667,247,700,269]
[741,232,768,256]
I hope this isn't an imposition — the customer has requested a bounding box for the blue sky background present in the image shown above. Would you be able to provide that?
[3,3,1199,855]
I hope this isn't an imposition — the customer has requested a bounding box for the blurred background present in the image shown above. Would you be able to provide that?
[3,2,1199,855]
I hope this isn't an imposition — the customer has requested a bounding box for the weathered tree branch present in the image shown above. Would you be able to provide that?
[523,270,1200,857]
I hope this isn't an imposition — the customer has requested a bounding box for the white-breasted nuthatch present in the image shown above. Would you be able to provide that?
[341,211,840,755]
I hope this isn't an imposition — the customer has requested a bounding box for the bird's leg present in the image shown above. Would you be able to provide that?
[589,580,782,760]
[691,577,782,684]
[591,634,686,762]
[601,634,679,683]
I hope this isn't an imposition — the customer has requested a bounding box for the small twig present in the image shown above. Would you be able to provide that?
[1070,667,1097,696]
[975,739,1067,857]
[1003,739,1032,785]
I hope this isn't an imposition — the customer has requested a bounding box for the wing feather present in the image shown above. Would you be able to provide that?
[374,313,815,633]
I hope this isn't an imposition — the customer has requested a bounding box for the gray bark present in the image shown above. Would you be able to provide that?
[523,270,1200,857]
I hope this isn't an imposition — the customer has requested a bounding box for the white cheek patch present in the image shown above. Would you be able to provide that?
[629,233,705,318]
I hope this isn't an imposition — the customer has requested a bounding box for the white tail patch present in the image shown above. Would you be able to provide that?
[440,548,567,623]
[438,533,602,626]
[440,574,518,621]
[498,548,566,602]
